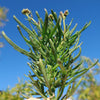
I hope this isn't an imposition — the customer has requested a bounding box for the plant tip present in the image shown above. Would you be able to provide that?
[60,11,63,18]
[64,10,69,16]
[44,8,47,12]
[22,8,31,15]
[48,14,54,21]
[17,25,19,27]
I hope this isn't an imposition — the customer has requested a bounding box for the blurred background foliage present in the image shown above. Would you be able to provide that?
[0,6,8,48]
[0,6,8,27]
[0,79,34,100]
[73,56,100,100]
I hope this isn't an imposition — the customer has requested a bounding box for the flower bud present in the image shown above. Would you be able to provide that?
[60,11,63,18]
[22,8,31,15]
[64,10,69,17]
[48,14,54,21]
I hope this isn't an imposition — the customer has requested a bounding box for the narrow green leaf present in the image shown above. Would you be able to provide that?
[79,21,91,33]
[57,58,66,74]
[61,85,71,100]
[66,60,98,86]
[70,23,77,36]
[74,77,83,90]
[62,44,81,60]
[52,64,59,71]
[88,59,99,69]
[49,39,57,62]
[13,15,35,37]
[72,61,83,70]
[43,8,48,34]
[65,70,88,87]
[17,25,30,44]
[49,17,60,38]
[68,47,81,65]
[29,74,47,99]
[67,18,73,30]
[29,19,42,34]
[27,63,44,83]
[29,36,46,58]
[39,58,53,95]
[51,9,57,22]
[35,11,44,26]
[2,31,37,61]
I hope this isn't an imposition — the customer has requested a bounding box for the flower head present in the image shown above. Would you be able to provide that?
[60,11,63,18]
[22,8,31,15]
[64,10,69,16]
[48,14,54,21]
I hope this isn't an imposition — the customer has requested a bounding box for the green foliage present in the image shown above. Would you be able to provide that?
[78,85,100,100]
[0,6,8,27]
[2,9,98,99]
[74,56,100,100]
[0,6,8,48]
[0,79,34,100]
[0,90,23,100]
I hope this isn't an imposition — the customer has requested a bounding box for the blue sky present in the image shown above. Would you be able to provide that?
[0,0,100,91]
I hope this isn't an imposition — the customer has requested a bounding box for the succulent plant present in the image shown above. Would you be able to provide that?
[2,9,98,100]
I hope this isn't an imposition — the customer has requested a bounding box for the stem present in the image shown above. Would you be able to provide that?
[57,87,65,100]
[39,58,53,96]
[63,18,66,40]
[29,75,47,99]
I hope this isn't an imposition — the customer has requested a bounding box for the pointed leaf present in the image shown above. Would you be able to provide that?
[51,9,57,22]
[13,15,35,37]
[2,31,37,61]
